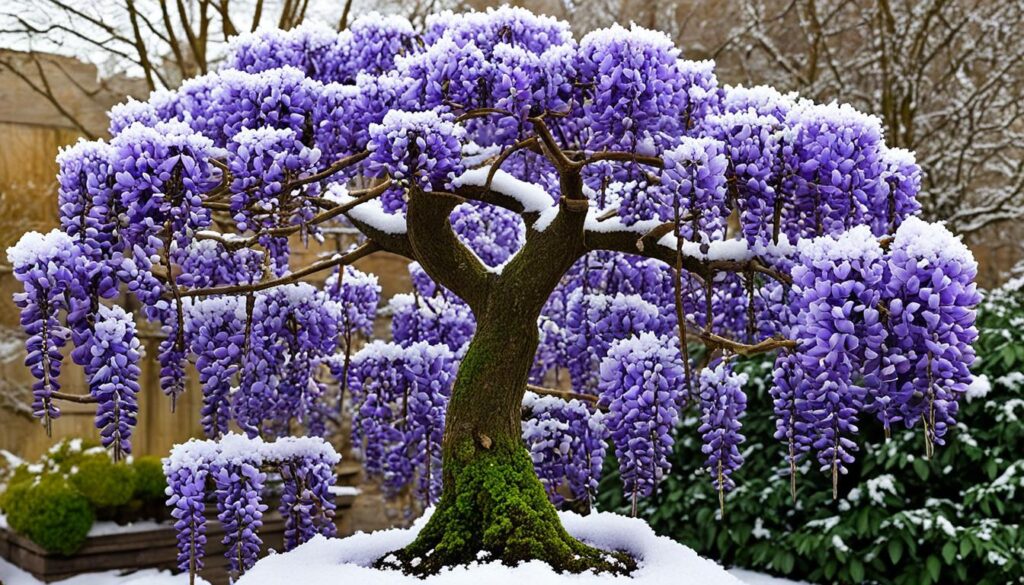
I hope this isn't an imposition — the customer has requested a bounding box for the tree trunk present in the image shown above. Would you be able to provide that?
[382,291,633,576]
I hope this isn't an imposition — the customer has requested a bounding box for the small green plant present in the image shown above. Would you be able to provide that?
[132,456,167,501]
[3,476,94,555]
[69,454,136,509]
[0,438,169,554]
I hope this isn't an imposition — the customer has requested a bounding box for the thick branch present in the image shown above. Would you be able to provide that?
[407,188,492,312]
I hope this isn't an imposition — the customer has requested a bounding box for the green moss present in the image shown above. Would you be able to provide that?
[69,454,136,509]
[131,456,167,503]
[383,439,635,576]
[4,476,94,555]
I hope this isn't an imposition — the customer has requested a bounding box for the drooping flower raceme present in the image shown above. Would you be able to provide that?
[7,230,78,433]
[347,341,457,504]
[598,332,686,506]
[367,110,466,212]
[522,392,608,508]
[698,361,749,507]
[791,226,886,493]
[164,434,339,577]
[880,217,980,452]
[86,305,142,461]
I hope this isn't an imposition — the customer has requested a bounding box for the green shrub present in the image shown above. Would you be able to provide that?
[599,277,1024,585]
[131,456,167,503]
[69,454,136,509]
[3,476,94,555]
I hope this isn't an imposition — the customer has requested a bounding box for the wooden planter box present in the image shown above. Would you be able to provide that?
[0,492,356,585]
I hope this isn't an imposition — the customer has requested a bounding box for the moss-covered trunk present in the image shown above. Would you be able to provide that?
[384,291,632,575]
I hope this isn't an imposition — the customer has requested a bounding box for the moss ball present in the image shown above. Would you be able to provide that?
[69,454,136,509]
[131,456,168,503]
[4,477,94,555]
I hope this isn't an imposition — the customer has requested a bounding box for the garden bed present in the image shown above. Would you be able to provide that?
[0,491,356,585]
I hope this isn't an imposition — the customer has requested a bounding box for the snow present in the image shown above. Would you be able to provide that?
[87,520,169,537]
[0,557,205,585]
[165,433,340,473]
[796,225,880,263]
[325,184,408,235]
[727,569,812,585]
[532,206,560,232]
[965,374,992,402]
[453,167,554,213]
[236,508,745,584]
[891,216,976,269]
[5,229,74,268]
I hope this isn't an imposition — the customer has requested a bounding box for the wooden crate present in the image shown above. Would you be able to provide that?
[0,492,356,584]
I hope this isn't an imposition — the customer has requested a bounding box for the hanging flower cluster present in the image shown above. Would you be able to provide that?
[698,361,749,508]
[228,127,323,232]
[423,6,573,55]
[164,434,339,579]
[86,305,143,461]
[783,102,886,238]
[111,121,220,251]
[710,110,782,247]
[184,296,246,437]
[347,341,457,503]
[7,230,77,433]
[878,217,980,452]
[224,23,343,81]
[654,137,730,240]
[575,24,688,151]
[791,226,887,493]
[388,291,475,355]
[598,332,686,506]
[876,147,922,236]
[521,392,608,508]
[324,266,382,402]
[367,110,466,211]
[565,291,661,394]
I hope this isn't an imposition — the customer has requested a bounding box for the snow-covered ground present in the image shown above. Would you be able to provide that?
[2,519,808,585]
[0,557,206,585]
[0,557,809,585]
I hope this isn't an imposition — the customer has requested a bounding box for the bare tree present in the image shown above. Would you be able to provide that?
[0,0,350,133]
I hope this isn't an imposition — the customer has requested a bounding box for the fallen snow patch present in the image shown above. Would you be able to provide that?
[237,508,744,584]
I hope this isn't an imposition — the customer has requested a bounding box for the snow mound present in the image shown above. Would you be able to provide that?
[237,509,743,584]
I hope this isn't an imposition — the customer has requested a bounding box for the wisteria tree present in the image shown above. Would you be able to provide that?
[7,6,981,579]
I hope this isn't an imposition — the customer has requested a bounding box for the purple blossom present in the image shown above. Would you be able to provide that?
[698,361,748,505]
[86,305,142,460]
[598,332,685,506]
[522,392,608,508]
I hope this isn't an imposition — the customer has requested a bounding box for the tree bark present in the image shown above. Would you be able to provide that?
[384,298,632,576]
[381,195,633,575]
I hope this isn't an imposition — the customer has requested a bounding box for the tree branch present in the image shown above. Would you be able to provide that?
[180,241,381,297]
[407,187,493,311]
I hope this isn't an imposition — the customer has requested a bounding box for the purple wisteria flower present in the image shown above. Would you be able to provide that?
[791,226,886,493]
[698,361,749,508]
[86,305,142,461]
[522,392,608,508]
[878,217,980,451]
[598,332,686,508]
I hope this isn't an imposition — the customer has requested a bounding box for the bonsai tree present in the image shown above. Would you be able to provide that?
[7,6,981,579]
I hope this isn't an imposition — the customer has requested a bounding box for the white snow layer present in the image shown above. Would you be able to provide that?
[325,184,408,235]
[236,508,745,585]
[453,167,554,213]
[0,557,206,585]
